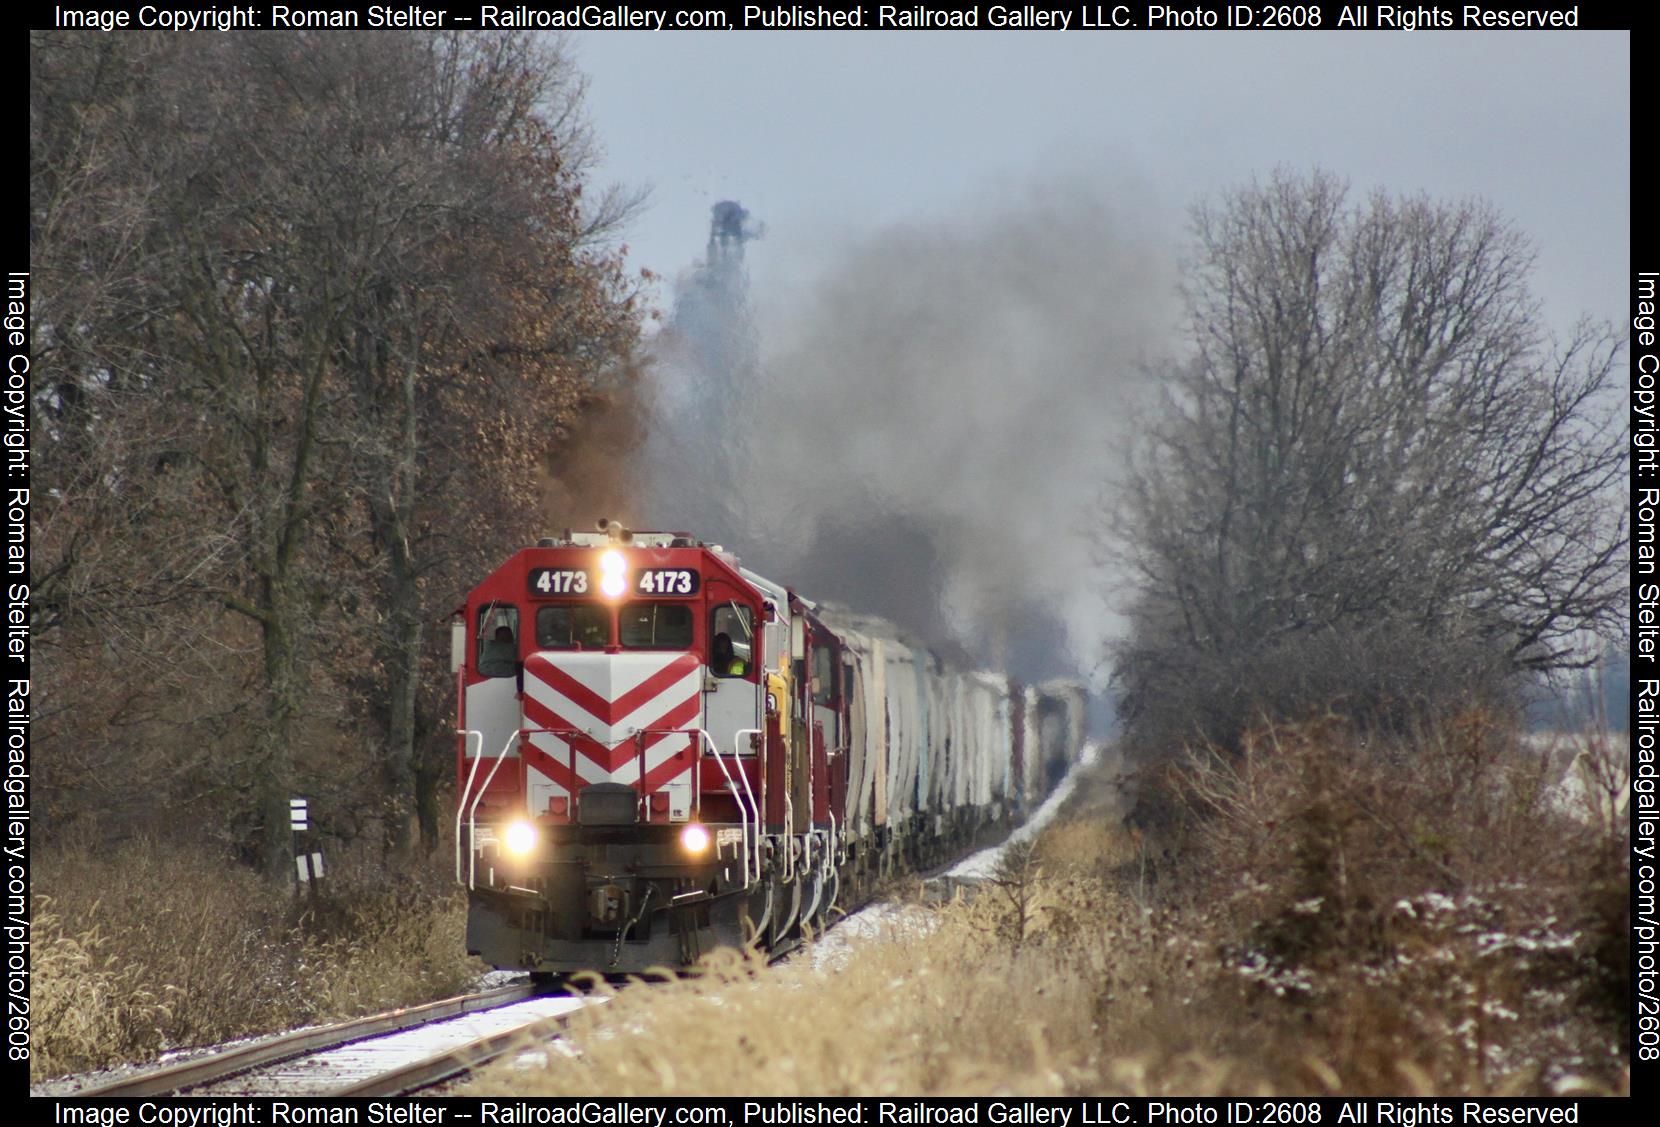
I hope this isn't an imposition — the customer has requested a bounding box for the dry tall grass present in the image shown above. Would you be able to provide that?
[31,842,483,1080]
[473,717,1626,1097]
[469,848,1288,1096]
[475,893,1180,1096]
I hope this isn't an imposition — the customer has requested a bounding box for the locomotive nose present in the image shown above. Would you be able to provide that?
[522,650,700,745]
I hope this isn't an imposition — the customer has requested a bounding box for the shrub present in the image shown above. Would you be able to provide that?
[1147,712,1629,1093]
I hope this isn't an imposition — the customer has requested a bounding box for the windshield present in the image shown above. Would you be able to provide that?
[536,604,611,650]
[619,602,693,650]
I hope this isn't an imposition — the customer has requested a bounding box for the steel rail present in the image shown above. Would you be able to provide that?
[345,897,888,1096]
[329,1009,579,1096]
[74,982,538,1097]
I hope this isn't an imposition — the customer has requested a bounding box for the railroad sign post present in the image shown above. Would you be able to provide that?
[290,797,324,899]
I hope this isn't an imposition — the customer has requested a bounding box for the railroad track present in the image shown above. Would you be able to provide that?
[72,982,595,1097]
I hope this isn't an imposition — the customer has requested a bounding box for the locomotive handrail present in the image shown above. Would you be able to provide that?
[633,728,697,819]
[732,728,764,884]
[464,730,521,889]
[453,730,485,885]
[520,726,590,818]
[782,794,795,883]
[461,725,768,890]
[633,730,648,818]
[465,725,767,884]
[711,728,761,886]
[463,725,585,889]
[692,730,744,883]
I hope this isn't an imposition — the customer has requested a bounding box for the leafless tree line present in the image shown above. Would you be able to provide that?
[1111,169,1625,755]
[30,32,645,873]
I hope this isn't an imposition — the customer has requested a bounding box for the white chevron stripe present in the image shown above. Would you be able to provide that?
[520,652,702,804]
[525,732,611,786]
[530,651,688,700]
[524,669,703,743]
[523,740,694,793]
[524,721,698,790]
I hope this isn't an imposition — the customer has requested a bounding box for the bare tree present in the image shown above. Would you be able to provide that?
[313,33,645,851]
[29,32,645,869]
[1112,169,1626,754]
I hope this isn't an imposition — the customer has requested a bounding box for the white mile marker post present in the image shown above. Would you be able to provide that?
[290,797,319,899]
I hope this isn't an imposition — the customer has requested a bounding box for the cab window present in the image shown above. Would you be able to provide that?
[476,604,520,677]
[710,603,753,678]
[536,604,611,650]
[812,643,835,705]
[620,602,693,650]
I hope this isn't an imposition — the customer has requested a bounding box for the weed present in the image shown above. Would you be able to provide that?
[31,841,483,1080]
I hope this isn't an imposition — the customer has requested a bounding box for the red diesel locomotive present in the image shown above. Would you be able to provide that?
[452,522,1084,977]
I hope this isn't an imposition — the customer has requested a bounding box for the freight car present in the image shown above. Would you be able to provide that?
[452,522,1085,976]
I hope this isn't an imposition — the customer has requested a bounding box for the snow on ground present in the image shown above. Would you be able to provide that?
[946,741,1104,881]
[474,968,530,991]
[32,977,536,1097]
[804,741,1111,972]
[806,901,939,972]
[191,995,593,1096]
[38,747,1117,1091]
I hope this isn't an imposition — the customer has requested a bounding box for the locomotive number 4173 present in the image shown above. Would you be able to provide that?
[636,569,698,595]
[529,568,589,595]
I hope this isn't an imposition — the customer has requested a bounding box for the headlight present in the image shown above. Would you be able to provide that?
[504,820,537,856]
[679,823,710,854]
[599,550,627,598]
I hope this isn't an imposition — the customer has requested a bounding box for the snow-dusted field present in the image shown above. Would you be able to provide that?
[947,742,1104,881]
[805,741,1110,971]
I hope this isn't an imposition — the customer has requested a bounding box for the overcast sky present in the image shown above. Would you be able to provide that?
[563,29,1628,683]
[570,30,1628,334]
